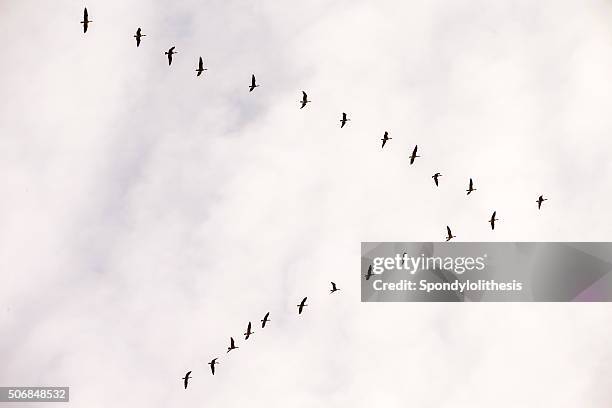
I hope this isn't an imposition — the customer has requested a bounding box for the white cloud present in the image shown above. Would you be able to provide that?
[1,1,612,407]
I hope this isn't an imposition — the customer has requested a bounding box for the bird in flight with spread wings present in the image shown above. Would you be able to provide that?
[446,226,456,241]
[297,297,308,314]
[196,57,207,76]
[165,46,177,66]
[81,8,92,33]
[381,131,392,148]
[340,112,350,128]
[299,91,311,109]
[261,312,270,328]
[466,178,477,195]
[536,195,548,210]
[409,145,420,165]
[134,27,145,47]
[489,211,499,230]
[330,282,340,294]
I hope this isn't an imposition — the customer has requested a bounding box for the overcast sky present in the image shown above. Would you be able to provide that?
[1,0,612,407]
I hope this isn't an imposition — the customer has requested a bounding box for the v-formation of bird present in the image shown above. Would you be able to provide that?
[80,7,550,378]
[180,282,339,388]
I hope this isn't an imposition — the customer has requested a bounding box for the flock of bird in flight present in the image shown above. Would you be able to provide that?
[182,282,340,388]
[79,4,550,384]
[80,7,549,242]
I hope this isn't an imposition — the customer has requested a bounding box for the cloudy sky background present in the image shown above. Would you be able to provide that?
[1,0,612,406]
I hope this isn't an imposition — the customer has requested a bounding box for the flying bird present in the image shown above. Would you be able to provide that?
[536,195,548,209]
[196,57,207,76]
[81,8,92,33]
[340,112,350,128]
[134,28,145,47]
[208,358,219,375]
[165,47,177,66]
[182,371,192,389]
[227,337,238,353]
[409,145,420,165]
[489,211,499,230]
[330,282,340,293]
[261,312,270,328]
[249,74,259,92]
[364,265,374,280]
[466,178,477,195]
[297,297,308,314]
[381,131,392,148]
[445,226,456,241]
[243,322,254,340]
[432,173,442,186]
[299,91,311,109]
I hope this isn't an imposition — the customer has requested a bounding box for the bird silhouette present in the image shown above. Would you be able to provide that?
[165,47,177,66]
[446,226,456,241]
[364,265,374,280]
[409,145,420,165]
[330,282,340,293]
[196,57,207,76]
[227,337,238,353]
[297,297,308,314]
[466,178,477,195]
[80,8,92,33]
[299,91,310,109]
[381,131,392,148]
[432,173,442,186]
[340,112,350,128]
[208,358,219,375]
[243,322,254,340]
[261,312,270,328]
[536,195,548,209]
[249,74,259,92]
[134,28,145,47]
[182,371,192,389]
[489,211,499,230]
